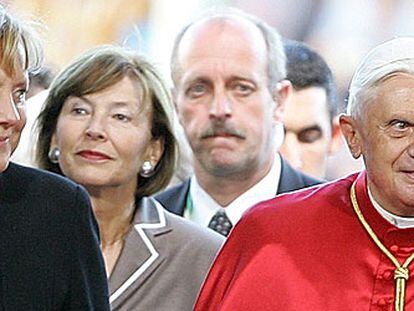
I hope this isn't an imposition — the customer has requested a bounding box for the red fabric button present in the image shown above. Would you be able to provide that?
[383,270,393,281]
[377,298,387,306]
[390,245,399,252]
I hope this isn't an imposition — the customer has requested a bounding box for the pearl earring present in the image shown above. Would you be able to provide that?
[48,147,60,164]
[139,161,155,178]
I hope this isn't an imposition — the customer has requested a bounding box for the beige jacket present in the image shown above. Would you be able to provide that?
[109,197,224,311]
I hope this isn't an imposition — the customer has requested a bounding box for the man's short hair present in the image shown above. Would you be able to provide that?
[347,37,414,119]
[170,8,286,90]
[284,39,337,119]
[0,5,43,75]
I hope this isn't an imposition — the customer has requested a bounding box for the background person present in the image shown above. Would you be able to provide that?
[280,39,342,179]
[156,10,320,237]
[36,45,223,310]
[0,5,110,310]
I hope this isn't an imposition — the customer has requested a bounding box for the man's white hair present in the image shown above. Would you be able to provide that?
[347,37,414,118]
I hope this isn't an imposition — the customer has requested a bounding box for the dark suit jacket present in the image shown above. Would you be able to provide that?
[155,157,321,216]
[0,163,110,310]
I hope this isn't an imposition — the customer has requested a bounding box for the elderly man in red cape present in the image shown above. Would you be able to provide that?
[194,37,414,311]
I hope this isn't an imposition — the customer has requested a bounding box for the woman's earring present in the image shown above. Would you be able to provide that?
[139,161,155,178]
[48,147,60,164]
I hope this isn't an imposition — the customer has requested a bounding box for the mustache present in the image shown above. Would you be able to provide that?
[200,123,246,139]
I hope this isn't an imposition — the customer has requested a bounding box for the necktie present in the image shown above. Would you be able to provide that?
[208,210,233,237]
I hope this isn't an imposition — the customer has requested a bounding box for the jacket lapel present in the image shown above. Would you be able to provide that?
[277,157,305,194]
[109,197,171,308]
[154,179,190,216]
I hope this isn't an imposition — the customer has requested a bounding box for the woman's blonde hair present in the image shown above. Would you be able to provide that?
[0,5,43,75]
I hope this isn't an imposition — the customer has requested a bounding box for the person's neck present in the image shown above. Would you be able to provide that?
[86,184,137,247]
[367,179,414,217]
[194,159,274,206]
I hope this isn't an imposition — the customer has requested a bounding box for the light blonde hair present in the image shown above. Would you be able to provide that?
[0,5,43,75]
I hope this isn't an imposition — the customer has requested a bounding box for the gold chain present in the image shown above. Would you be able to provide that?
[350,181,414,311]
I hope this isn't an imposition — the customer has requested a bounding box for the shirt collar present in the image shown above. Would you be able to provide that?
[367,185,414,229]
[187,154,281,227]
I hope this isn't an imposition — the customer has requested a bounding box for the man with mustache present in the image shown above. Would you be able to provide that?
[156,10,320,237]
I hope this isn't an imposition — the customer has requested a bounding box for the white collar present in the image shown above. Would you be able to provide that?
[367,186,414,229]
[186,154,281,227]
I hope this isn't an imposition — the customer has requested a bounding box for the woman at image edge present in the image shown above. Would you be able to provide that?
[0,6,110,310]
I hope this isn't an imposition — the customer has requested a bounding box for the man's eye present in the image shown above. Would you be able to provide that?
[391,120,409,130]
[234,84,254,96]
[297,128,323,143]
[187,84,206,98]
[386,120,413,137]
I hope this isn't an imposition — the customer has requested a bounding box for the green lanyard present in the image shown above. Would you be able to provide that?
[185,192,194,219]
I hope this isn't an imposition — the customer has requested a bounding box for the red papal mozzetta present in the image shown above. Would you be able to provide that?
[194,171,414,311]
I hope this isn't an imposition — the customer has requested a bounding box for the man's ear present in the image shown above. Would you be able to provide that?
[171,87,185,127]
[339,114,363,159]
[171,87,178,111]
[328,115,343,155]
[272,80,291,123]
